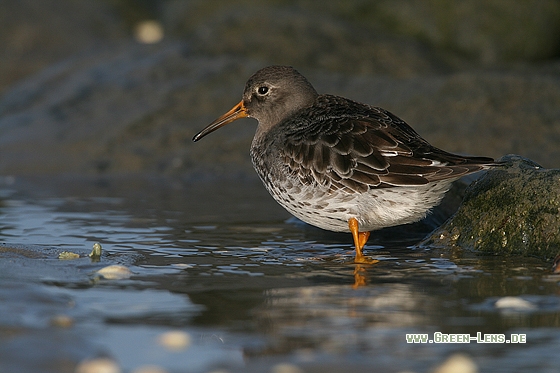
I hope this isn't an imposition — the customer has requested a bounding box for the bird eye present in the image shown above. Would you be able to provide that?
[257,86,269,95]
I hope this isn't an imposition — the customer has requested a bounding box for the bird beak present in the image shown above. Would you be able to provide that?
[192,100,248,142]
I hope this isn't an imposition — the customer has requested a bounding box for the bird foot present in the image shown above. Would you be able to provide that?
[354,255,380,265]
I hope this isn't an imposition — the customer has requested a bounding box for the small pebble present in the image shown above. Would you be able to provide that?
[131,365,168,373]
[134,20,164,44]
[270,363,304,373]
[495,296,536,310]
[552,253,560,273]
[172,263,193,269]
[89,243,102,259]
[157,330,192,351]
[50,314,74,328]
[432,354,477,373]
[59,251,80,260]
[96,265,132,280]
[75,358,121,373]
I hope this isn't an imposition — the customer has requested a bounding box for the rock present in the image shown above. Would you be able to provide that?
[353,0,560,65]
[165,0,560,69]
[166,2,446,77]
[0,43,263,176]
[0,0,127,95]
[423,155,560,261]
[1,2,560,176]
[1,46,560,176]
[4,0,559,97]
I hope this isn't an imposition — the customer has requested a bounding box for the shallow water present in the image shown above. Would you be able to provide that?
[1,175,559,373]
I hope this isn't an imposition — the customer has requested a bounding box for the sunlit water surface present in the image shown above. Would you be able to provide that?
[0,176,559,373]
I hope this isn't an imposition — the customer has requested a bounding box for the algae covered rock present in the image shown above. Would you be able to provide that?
[424,155,560,260]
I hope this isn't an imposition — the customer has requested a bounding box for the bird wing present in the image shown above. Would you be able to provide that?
[279,103,493,194]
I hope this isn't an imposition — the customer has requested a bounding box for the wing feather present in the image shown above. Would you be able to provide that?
[275,95,494,193]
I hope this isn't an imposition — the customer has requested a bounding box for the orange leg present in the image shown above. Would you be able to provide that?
[348,218,379,264]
